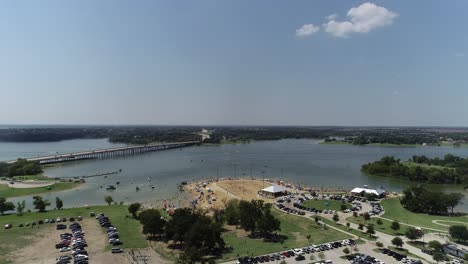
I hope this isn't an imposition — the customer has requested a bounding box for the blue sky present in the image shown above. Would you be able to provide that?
[0,1,467,126]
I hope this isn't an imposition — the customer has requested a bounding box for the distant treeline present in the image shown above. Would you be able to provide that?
[0,159,43,177]
[401,186,463,215]
[2,126,468,145]
[361,155,468,184]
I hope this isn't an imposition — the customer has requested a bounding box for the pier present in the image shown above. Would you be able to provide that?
[6,141,199,165]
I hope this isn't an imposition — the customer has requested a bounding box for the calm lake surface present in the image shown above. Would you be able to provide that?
[2,139,468,211]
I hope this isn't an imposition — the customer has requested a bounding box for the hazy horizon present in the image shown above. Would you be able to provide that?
[1,1,467,126]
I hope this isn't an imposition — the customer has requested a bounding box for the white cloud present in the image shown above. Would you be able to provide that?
[392,90,400,96]
[453,52,465,57]
[326,13,338,20]
[295,24,320,37]
[323,2,398,38]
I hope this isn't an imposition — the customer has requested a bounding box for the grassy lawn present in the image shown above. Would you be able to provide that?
[218,208,351,262]
[0,205,147,264]
[346,215,409,236]
[318,216,377,241]
[302,199,352,211]
[381,198,468,232]
[0,182,80,198]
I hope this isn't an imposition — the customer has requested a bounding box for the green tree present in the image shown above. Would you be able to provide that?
[428,240,443,252]
[366,224,375,237]
[343,247,350,255]
[391,236,404,248]
[0,197,15,215]
[405,227,423,241]
[55,197,63,210]
[164,208,224,262]
[128,202,142,218]
[314,215,320,224]
[238,200,280,236]
[318,251,325,260]
[346,222,351,229]
[256,205,281,236]
[32,196,50,212]
[358,223,364,230]
[376,219,383,225]
[139,209,166,237]
[363,212,370,221]
[104,195,114,206]
[340,204,347,211]
[309,254,315,261]
[390,220,400,234]
[16,200,25,216]
[449,225,468,242]
[433,252,446,263]
[332,214,339,223]
[224,199,240,225]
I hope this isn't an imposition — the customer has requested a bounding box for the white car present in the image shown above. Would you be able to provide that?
[109,238,120,243]
[292,248,303,255]
[59,247,70,252]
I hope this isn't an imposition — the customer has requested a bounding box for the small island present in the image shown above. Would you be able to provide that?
[361,154,468,184]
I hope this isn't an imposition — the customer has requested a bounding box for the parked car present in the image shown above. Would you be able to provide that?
[4,224,12,229]
[59,247,71,252]
[111,248,124,253]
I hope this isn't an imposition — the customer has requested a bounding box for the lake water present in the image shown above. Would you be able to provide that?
[2,139,468,211]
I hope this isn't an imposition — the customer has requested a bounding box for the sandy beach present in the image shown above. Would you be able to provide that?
[0,180,55,189]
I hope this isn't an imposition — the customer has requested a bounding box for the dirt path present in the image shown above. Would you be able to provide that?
[432,219,468,227]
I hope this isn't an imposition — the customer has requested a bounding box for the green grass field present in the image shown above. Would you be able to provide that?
[381,198,468,232]
[0,205,147,264]
[346,215,410,236]
[218,208,350,262]
[302,199,352,211]
[0,182,80,198]
[318,216,377,241]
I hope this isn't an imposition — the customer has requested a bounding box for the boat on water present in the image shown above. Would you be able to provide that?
[106,185,116,190]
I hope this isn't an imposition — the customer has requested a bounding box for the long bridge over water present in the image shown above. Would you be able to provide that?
[6,141,199,165]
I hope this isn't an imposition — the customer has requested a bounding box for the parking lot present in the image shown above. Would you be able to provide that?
[226,239,426,264]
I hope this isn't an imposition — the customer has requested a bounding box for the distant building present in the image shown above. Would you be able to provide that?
[443,243,467,258]
[259,185,287,198]
[350,187,387,198]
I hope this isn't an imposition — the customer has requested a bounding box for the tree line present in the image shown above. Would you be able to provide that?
[400,186,463,215]
[361,156,467,184]
[0,159,43,177]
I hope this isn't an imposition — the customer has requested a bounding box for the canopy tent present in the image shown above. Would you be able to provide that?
[259,185,287,198]
[350,187,386,197]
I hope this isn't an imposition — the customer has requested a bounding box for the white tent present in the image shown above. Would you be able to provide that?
[350,187,386,196]
[260,185,287,198]
[262,185,287,193]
